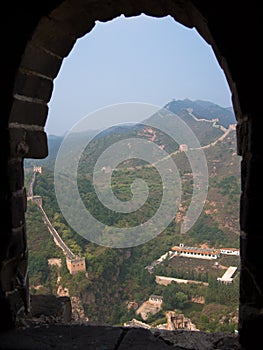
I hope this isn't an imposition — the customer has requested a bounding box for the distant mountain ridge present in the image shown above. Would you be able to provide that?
[164,98,236,128]
[25,98,236,169]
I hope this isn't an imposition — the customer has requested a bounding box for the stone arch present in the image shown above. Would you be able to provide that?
[4,0,246,341]
[9,0,239,149]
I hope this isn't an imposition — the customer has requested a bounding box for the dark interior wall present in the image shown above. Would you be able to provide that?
[2,1,63,118]
[0,0,64,327]
[1,1,262,348]
[192,0,262,118]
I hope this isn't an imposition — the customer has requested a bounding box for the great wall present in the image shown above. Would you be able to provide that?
[27,166,86,275]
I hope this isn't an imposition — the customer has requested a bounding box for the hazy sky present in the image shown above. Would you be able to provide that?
[46,14,232,136]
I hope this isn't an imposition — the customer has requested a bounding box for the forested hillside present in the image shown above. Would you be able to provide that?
[24,99,240,332]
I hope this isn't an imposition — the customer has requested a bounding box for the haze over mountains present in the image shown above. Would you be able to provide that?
[27,98,236,168]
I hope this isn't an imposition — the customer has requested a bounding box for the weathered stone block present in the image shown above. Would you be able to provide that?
[239,195,262,233]
[7,227,26,259]
[25,130,48,159]
[9,128,48,159]
[14,71,53,103]
[10,191,26,228]
[236,120,248,156]
[9,98,48,126]
[70,0,122,22]
[140,0,169,18]
[117,0,143,17]
[239,304,263,350]
[31,17,77,58]
[8,159,24,192]
[0,258,18,292]
[20,44,63,80]
[50,2,96,38]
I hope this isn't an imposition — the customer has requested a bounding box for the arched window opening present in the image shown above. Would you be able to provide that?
[24,14,240,334]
